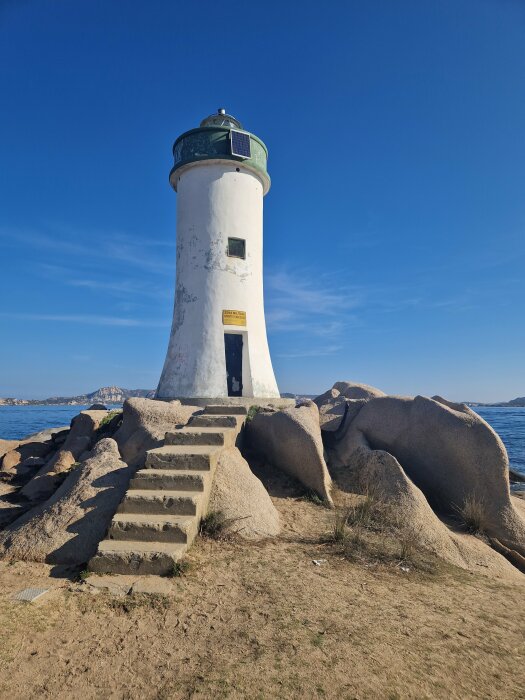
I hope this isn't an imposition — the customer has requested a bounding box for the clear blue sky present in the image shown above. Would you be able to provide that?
[1,0,524,401]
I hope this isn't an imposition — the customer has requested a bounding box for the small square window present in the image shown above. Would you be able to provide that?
[227,237,246,259]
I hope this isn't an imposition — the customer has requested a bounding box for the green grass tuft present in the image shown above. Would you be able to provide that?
[199,511,228,539]
[166,560,191,578]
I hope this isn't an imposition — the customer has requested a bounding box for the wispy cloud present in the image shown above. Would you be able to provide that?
[276,345,343,359]
[265,266,483,361]
[0,312,170,327]
[267,270,362,315]
[0,226,175,275]
[265,269,361,356]
[38,264,172,301]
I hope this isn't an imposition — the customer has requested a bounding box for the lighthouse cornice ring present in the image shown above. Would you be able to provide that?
[169,158,271,195]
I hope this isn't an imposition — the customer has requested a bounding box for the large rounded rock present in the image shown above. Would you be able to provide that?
[314,389,348,432]
[0,439,132,565]
[339,444,522,579]
[20,410,108,502]
[114,398,199,465]
[208,447,280,539]
[1,427,69,473]
[329,394,525,556]
[332,381,386,400]
[314,382,384,433]
[247,401,333,504]
[0,440,20,460]
[2,439,55,472]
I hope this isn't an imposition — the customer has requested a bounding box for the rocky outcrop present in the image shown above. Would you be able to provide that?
[0,426,71,487]
[19,410,108,502]
[329,394,525,557]
[341,444,521,579]
[247,401,333,504]
[1,440,54,472]
[0,439,132,565]
[339,444,523,579]
[114,398,199,465]
[314,381,384,433]
[332,381,386,400]
[314,389,348,432]
[0,426,67,473]
[0,440,20,460]
[209,447,280,539]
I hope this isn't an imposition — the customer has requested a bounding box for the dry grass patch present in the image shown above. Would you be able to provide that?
[454,493,487,534]
[198,510,247,541]
[323,493,438,573]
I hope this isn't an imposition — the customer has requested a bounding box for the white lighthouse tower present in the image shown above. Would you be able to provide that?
[156,109,280,401]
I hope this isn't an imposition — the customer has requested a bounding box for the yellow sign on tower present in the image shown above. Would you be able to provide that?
[222,309,247,326]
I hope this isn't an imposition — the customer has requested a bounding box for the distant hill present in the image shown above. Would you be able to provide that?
[0,386,155,406]
[489,397,525,407]
[467,397,525,408]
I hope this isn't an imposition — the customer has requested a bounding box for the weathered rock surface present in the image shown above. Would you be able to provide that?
[1,439,55,472]
[331,381,386,400]
[314,381,384,433]
[336,443,523,580]
[0,439,132,565]
[329,394,525,557]
[247,401,333,504]
[0,440,20,460]
[208,447,280,539]
[20,410,108,502]
[114,398,199,465]
[314,394,367,434]
[23,426,70,442]
[314,390,348,432]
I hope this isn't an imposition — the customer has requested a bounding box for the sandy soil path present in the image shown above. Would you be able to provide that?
[0,493,523,699]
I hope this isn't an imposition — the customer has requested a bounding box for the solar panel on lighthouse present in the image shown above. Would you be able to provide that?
[230,130,251,158]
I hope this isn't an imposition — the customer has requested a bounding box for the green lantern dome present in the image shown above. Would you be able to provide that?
[169,108,270,194]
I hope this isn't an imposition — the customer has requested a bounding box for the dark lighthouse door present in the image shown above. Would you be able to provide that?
[224,333,243,397]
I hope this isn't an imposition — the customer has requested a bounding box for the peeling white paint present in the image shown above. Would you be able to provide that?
[157,160,280,399]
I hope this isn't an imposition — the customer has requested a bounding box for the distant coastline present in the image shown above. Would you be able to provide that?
[0,386,154,407]
[1,386,524,408]
[466,398,525,408]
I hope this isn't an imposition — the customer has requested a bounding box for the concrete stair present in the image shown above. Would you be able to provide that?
[109,513,198,543]
[89,405,246,575]
[164,428,235,447]
[203,405,248,415]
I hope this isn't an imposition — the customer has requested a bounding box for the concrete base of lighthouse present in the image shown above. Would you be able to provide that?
[161,396,296,409]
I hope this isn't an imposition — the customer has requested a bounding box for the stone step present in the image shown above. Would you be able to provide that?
[130,469,207,491]
[203,405,248,416]
[189,414,242,429]
[164,428,234,447]
[89,540,187,576]
[109,513,198,543]
[117,489,202,516]
[145,445,220,471]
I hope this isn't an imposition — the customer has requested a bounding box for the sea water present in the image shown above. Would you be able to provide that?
[0,403,524,480]
[474,407,525,479]
[0,404,121,441]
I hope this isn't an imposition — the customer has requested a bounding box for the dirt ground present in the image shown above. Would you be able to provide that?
[0,478,524,700]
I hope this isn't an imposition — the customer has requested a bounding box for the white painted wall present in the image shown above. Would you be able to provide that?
[157,160,280,399]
